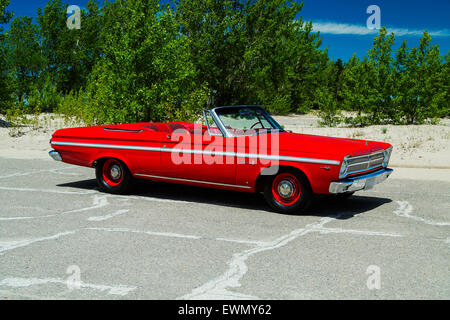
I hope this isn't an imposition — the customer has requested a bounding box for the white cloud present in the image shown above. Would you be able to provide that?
[312,21,450,37]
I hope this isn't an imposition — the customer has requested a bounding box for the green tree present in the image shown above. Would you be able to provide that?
[82,0,209,124]
[175,0,245,106]
[6,16,44,105]
[35,0,103,111]
[394,32,447,124]
[0,0,13,113]
[78,0,102,85]
[442,52,450,117]
[366,27,396,124]
[37,0,99,93]
[289,21,329,113]
[37,0,70,95]
[176,0,323,113]
[340,54,378,126]
[316,59,342,126]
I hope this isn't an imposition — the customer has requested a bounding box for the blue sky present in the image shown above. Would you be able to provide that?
[301,0,450,60]
[3,0,450,61]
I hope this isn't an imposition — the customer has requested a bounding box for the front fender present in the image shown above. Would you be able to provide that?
[251,161,340,195]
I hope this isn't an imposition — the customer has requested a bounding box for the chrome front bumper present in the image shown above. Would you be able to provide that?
[49,150,62,161]
[329,168,393,194]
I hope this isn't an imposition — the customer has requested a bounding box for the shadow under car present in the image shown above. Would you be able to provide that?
[57,178,392,218]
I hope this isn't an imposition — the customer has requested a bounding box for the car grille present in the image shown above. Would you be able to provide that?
[346,151,384,175]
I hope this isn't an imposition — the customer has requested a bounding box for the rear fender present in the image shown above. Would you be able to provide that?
[90,152,131,171]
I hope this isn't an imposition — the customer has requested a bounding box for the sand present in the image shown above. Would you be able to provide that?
[275,114,450,169]
[1,113,449,181]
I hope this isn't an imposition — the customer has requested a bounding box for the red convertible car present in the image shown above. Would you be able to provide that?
[49,105,393,213]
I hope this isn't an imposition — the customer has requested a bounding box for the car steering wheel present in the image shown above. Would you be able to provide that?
[250,122,263,129]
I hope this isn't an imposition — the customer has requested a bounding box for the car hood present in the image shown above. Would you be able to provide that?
[277,132,391,159]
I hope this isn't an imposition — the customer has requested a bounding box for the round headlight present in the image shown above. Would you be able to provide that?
[339,158,348,178]
[382,147,392,167]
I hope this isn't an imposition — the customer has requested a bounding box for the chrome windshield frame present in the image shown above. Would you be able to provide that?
[207,105,285,138]
[203,109,224,137]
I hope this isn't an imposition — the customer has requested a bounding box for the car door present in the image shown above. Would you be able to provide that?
[160,124,236,185]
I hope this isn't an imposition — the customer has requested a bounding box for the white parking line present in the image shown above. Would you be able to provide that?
[87,209,130,221]
[313,226,402,237]
[0,195,109,221]
[0,231,77,255]
[0,226,261,256]
[0,167,78,180]
[0,277,136,296]
[0,186,96,195]
[394,201,450,226]
[178,215,404,300]
[85,227,264,246]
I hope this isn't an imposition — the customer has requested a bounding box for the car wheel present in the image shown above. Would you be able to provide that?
[96,158,131,194]
[263,170,312,214]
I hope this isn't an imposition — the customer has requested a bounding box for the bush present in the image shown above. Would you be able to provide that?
[263,94,292,115]
[5,102,40,136]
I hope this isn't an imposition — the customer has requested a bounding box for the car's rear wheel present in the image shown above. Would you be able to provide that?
[96,158,131,194]
[263,170,312,214]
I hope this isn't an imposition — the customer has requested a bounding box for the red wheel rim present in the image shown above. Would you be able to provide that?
[102,159,123,187]
[272,173,301,206]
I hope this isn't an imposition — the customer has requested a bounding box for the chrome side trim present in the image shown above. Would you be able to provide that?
[51,141,161,152]
[134,173,252,189]
[50,141,340,165]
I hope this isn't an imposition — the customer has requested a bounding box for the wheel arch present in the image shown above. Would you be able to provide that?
[254,164,313,193]
[90,152,131,171]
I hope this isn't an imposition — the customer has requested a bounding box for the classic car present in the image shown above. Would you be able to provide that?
[49,105,393,213]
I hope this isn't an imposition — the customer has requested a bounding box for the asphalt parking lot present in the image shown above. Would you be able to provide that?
[0,158,449,299]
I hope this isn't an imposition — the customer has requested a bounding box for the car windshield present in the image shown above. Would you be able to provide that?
[213,106,284,136]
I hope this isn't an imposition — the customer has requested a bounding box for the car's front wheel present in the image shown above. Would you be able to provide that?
[96,158,131,194]
[263,170,312,214]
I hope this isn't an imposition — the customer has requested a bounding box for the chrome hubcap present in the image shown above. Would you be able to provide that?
[110,165,122,180]
[278,180,295,198]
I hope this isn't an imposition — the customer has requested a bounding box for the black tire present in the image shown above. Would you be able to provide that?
[263,169,312,214]
[95,158,132,194]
